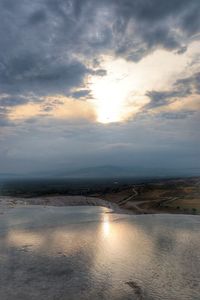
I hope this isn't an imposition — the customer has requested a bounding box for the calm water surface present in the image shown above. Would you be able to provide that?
[0,206,199,300]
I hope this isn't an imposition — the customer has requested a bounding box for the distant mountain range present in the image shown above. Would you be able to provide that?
[67,165,130,177]
[0,165,200,179]
[64,165,200,178]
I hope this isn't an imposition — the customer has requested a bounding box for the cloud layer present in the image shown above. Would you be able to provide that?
[0,0,199,174]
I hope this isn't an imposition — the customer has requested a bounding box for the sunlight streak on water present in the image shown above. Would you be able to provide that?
[102,214,110,237]
[0,206,200,300]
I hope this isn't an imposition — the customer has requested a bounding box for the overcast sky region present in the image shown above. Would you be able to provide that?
[0,0,200,176]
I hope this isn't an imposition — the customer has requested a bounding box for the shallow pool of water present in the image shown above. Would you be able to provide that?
[0,206,199,300]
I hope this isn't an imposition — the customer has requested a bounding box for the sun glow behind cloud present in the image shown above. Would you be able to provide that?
[90,73,133,123]
[8,96,96,122]
[5,42,200,125]
[0,0,200,177]
[89,56,148,123]
[89,42,200,123]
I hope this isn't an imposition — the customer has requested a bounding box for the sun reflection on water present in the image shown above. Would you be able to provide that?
[102,214,111,237]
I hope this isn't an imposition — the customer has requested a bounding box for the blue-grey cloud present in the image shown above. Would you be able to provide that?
[0,55,91,95]
[175,72,200,94]
[145,72,200,109]
[71,90,91,99]
[146,91,180,109]
[111,0,200,61]
[157,111,195,120]
[0,96,29,107]
[0,0,199,102]
[0,118,12,127]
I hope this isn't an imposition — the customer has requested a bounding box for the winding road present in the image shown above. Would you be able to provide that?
[118,186,151,213]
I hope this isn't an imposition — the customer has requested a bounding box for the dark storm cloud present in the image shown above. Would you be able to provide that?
[0,0,199,128]
[111,0,200,61]
[0,0,199,104]
[113,0,189,21]
[180,5,200,35]
[0,54,91,95]
[0,0,94,98]
[0,0,199,125]
[28,10,47,25]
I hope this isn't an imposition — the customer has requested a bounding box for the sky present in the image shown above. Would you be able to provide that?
[0,0,200,176]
